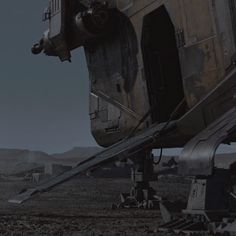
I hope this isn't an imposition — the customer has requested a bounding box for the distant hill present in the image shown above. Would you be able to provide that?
[0,149,51,175]
[52,146,102,166]
[0,147,102,175]
[0,148,53,162]
[53,146,102,159]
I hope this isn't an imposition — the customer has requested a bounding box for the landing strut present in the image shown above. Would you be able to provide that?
[160,108,236,235]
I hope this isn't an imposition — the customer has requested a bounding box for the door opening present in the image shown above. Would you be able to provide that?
[141,5,185,123]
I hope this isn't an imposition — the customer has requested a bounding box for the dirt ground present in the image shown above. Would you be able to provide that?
[0,176,191,236]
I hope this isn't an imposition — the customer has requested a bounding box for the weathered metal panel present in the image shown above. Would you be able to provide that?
[33,0,236,146]
[125,0,230,108]
[85,0,236,145]
[182,0,214,41]
[214,0,236,69]
[178,68,236,135]
[85,5,150,146]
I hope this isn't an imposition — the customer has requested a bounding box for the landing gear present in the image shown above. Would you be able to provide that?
[117,151,160,209]
[160,166,236,234]
[160,108,236,235]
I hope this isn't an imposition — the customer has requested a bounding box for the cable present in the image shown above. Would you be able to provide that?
[152,98,186,165]
[153,147,163,165]
[153,98,186,137]
[124,98,186,165]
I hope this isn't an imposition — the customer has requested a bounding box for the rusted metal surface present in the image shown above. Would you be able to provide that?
[87,0,236,145]
[32,0,236,145]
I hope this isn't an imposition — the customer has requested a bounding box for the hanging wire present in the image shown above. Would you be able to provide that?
[153,147,163,165]
[123,98,186,163]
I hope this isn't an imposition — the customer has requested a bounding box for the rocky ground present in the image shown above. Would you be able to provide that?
[0,176,191,236]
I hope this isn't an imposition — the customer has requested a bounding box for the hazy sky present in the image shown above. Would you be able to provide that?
[0,1,97,153]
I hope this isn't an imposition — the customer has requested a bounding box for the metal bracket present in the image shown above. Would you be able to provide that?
[179,107,236,176]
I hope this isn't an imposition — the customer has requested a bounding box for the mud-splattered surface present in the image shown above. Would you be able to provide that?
[0,176,191,235]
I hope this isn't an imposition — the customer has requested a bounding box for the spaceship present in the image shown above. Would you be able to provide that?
[11,0,236,234]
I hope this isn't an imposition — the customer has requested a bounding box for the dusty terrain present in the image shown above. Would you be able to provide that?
[0,175,191,236]
[0,148,232,235]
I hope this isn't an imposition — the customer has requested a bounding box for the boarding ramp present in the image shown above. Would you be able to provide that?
[9,121,176,204]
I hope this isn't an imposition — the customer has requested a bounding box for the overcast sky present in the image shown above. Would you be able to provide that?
[0,1,97,153]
